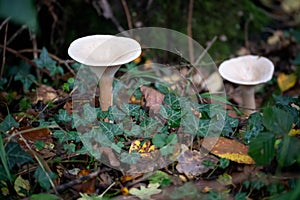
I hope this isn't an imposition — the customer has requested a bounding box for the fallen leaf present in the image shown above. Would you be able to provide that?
[140,86,165,113]
[289,128,300,136]
[35,84,58,103]
[176,150,218,179]
[129,183,161,200]
[14,176,30,197]
[277,73,297,92]
[204,137,255,165]
[217,173,232,186]
[73,169,96,194]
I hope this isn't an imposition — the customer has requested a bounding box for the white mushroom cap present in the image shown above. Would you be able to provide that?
[68,35,141,67]
[218,55,274,85]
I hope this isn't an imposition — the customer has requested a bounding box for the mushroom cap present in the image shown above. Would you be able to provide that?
[218,55,274,85]
[68,35,141,67]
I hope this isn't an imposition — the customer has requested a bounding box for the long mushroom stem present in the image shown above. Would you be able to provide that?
[240,85,256,115]
[99,66,120,112]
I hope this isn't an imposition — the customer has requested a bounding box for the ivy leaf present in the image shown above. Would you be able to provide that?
[159,106,181,127]
[248,132,275,165]
[33,47,56,70]
[72,113,87,128]
[56,109,72,123]
[140,117,160,138]
[263,106,293,135]
[83,104,97,123]
[34,167,57,190]
[14,72,36,92]
[120,152,140,165]
[120,103,140,118]
[109,105,126,121]
[148,170,171,187]
[99,121,123,141]
[243,112,264,144]
[129,183,161,200]
[163,93,180,110]
[3,142,33,170]
[0,114,19,133]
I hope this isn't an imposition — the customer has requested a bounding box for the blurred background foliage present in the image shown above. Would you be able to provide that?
[0,0,300,61]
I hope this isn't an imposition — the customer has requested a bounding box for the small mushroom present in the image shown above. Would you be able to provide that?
[218,55,274,115]
[68,35,141,112]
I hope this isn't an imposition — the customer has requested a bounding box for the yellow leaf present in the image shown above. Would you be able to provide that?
[277,73,297,92]
[129,140,141,153]
[289,129,300,136]
[205,137,255,165]
[14,176,30,197]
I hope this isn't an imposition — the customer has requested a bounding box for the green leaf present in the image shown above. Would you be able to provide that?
[243,112,264,144]
[248,132,275,165]
[109,105,126,121]
[0,114,19,133]
[159,144,174,156]
[53,130,79,143]
[83,104,97,123]
[120,152,140,165]
[30,193,60,200]
[218,158,230,169]
[277,135,300,167]
[56,109,72,123]
[140,117,160,138]
[33,47,56,70]
[148,170,171,187]
[34,167,57,190]
[120,103,141,118]
[99,121,123,141]
[166,133,178,145]
[163,93,180,110]
[155,82,170,94]
[14,72,36,92]
[263,106,293,135]
[152,134,167,148]
[159,106,181,127]
[4,142,33,169]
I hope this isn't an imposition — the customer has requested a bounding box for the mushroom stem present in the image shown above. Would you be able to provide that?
[99,66,120,112]
[240,85,255,115]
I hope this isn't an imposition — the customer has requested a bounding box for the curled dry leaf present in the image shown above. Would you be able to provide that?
[176,150,218,179]
[204,137,255,165]
[140,86,165,113]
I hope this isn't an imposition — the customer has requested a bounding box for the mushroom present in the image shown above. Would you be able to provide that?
[218,55,274,115]
[68,35,141,112]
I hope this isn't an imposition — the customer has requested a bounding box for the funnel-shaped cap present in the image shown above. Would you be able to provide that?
[68,35,141,67]
[219,55,274,85]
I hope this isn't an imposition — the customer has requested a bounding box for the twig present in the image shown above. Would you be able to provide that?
[93,0,129,36]
[1,23,8,77]
[7,25,27,45]
[187,0,194,64]
[30,31,41,82]
[120,0,133,30]
[0,17,10,31]
[47,167,101,194]
[19,134,60,196]
[0,44,46,72]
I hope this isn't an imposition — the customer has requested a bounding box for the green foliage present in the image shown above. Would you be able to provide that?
[148,170,171,187]
[33,47,64,76]
[34,167,57,191]
[0,114,19,133]
[248,96,300,167]
[30,193,60,200]
[0,0,38,32]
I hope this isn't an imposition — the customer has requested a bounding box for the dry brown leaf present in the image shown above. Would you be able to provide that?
[205,137,255,165]
[73,169,96,194]
[176,150,218,179]
[35,84,58,103]
[140,86,165,113]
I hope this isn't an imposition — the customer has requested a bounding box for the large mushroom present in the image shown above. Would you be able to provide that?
[68,35,141,112]
[219,55,274,115]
